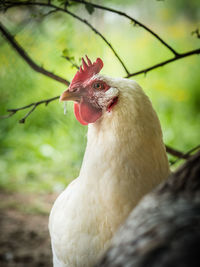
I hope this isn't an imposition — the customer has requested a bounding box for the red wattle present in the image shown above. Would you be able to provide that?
[74,103,88,125]
[74,99,102,125]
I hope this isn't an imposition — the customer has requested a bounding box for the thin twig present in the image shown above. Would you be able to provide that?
[191,29,200,39]
[62,56,79,69]
[7,96,59,113]
[70,0,179,56]
[0,111,16,119]
[0,21,69,86]
[64,8,130,75]
[3,96,60,123]
[2,1,130,75]
[19,104,37,123]
[186,144,200,156]
[126,48,200,78]
[170,144,200,165]
[43,7,59,17]
[166,145,188,159]
[2,94,199,161]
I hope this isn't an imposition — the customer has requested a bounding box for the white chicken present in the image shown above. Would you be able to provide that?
[49,56,170,267]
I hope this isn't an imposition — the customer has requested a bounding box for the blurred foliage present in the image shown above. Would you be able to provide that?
[0,0,199,193]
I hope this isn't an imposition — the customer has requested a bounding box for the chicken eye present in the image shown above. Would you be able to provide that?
[93,82,104,90]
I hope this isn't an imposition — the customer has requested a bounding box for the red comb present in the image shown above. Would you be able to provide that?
[70,56,104,87]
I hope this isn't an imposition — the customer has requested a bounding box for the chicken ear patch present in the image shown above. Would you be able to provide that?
[74,99,102,125]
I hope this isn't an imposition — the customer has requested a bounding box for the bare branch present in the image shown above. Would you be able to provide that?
[2,94,199,162]
[2,1,199,79]
[0,21,69,86]
[0,111,17,119]
[43,7,59,17]
[0,96,60,123]
[62,56,79,69]
[166,145,189,159]
[1,1,130,75]
[186,144,200,155]
[64,9,130,75]
[169,144,200,165]
[70,0,179,56]
[126,48,200,78]
[19,104,37,123]
[191,28,200,39]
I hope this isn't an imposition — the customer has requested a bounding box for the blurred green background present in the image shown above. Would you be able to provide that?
[0,0,200,193]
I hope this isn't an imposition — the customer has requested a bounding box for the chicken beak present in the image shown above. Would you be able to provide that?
[60,89,81,102]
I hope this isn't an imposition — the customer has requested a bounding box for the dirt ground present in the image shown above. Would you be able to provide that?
[0,191,58,267]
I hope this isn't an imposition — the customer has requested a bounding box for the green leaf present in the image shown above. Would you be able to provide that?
[62,48,70,57]
[85,3,95,15]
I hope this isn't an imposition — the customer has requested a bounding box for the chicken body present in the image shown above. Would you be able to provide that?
[49,77,170,267]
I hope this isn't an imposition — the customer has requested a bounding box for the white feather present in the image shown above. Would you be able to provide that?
[49,76,170,267]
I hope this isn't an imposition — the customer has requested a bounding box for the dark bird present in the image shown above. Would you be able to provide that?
[96,151,200,267]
